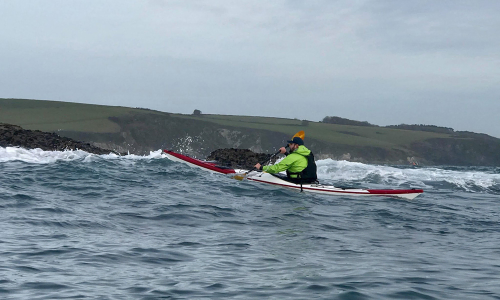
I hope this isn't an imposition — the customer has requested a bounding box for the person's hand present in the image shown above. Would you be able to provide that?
[279,147,287,154]
[254,163,261,170]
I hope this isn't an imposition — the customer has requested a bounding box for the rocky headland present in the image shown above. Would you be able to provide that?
[0,123,122,155]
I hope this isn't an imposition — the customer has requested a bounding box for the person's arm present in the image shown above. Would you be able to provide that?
[254,147,289,170]
[262,154,296,174]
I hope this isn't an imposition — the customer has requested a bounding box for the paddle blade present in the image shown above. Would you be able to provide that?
[293,130,305,140]
[232,173,247,181]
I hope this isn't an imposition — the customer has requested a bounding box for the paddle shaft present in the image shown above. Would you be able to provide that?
[245,146,287,175]
[233,130,303,180]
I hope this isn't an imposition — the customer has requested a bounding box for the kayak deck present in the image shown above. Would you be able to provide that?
[163,149,423,200]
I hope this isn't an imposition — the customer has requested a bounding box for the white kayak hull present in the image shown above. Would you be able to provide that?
[246,172,423,200]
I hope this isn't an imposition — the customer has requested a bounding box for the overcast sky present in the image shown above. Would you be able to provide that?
[1,0,499,137]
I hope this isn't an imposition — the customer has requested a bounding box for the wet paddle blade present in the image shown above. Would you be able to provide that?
[232,173,247,181]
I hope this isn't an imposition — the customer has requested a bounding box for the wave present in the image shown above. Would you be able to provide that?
[2,147,499,192]
[317,159,500,192]
[0,147,164,164]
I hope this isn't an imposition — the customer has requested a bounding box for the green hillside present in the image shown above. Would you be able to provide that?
[1,98,450,149]
[1,98,499,166]
[186,114,451,149]
[0,98,163,133]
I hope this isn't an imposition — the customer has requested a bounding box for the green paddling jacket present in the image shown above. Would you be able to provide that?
[262,145,311,178]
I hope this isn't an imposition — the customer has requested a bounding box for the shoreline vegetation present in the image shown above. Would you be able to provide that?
[1,98,500,166]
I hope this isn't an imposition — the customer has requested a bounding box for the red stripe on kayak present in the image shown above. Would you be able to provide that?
[367,189,424,195]
[163,150,236,174]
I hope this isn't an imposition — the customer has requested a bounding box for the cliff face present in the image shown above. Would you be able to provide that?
[58,113,290,158]
[51,113,500,166]
[52,113,414,164]
[411,135,500,166]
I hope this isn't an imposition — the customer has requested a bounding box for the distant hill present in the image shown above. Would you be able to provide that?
[1,98,500,166]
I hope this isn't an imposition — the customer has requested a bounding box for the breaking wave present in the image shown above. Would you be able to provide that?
[1,147,499,193]
[317,159,500,193]
[0,147,164,164]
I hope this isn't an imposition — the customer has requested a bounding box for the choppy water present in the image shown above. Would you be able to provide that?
[1,147,499,299]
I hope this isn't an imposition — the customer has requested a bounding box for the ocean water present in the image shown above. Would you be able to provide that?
[1,147,499,300]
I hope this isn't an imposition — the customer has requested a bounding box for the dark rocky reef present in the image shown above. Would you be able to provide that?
[0,123,122,155]
[207,148,279,170]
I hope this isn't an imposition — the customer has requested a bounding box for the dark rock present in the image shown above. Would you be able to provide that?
[207,148,279,169]
[0,123,122,155]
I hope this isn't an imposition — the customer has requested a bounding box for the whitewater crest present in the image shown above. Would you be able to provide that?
[0,147,164,164]
[316,159,500,192]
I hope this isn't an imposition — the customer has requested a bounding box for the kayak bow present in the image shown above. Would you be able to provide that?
[163,150,236,174]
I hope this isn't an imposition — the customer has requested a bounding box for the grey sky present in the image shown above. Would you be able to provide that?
[1,0,499,137]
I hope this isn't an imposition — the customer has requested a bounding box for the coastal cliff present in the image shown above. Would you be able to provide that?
[2,99,500,166]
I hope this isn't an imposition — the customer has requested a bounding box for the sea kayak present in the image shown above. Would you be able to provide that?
[163,149,423,200]
[245,172,422,200]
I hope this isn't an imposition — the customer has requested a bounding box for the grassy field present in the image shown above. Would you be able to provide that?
[1,98,450,151]
[0,98,168,133]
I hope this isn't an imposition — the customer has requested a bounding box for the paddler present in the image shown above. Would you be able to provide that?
[254,137,317,183]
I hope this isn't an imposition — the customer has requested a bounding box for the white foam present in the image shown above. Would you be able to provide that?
[0,147,164,164]
[316,159,500,191]
[98,149,165,160]
[0,147,91,164]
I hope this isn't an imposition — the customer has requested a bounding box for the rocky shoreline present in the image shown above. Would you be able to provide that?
[0,123,122,155]
[207,148,279,170]
[0,123,275,167]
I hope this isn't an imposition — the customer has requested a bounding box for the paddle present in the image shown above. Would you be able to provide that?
[232,131,305,181]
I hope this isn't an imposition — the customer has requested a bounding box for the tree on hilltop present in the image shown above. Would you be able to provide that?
[322,116,375,127]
